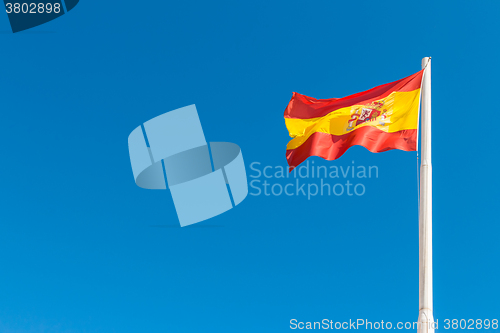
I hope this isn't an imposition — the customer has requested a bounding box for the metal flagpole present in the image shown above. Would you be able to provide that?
[418,57,434,333]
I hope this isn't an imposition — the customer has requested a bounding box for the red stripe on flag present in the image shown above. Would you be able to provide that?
[286,127,417,171]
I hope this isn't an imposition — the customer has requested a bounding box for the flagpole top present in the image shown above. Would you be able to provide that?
[422,57,432,69]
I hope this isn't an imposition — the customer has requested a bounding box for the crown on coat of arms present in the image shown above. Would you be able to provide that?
[364,100,385,110]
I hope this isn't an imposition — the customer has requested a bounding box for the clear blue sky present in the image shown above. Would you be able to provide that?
[1,1,499,332]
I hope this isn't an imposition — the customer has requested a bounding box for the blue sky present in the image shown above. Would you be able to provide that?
[0,0,499,332]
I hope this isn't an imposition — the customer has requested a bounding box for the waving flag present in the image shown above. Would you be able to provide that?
[284,70,424,170]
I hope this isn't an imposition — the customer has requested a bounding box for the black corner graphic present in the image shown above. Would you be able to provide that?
[64,0,77,12]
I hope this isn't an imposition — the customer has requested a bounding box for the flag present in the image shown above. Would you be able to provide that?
[284,70,424,170]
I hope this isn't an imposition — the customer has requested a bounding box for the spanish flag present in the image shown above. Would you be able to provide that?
[284,70,424,170]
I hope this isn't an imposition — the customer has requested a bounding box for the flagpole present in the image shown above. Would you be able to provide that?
[418,57,434,333]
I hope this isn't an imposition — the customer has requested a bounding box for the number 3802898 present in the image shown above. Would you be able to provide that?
[5,3,61,14]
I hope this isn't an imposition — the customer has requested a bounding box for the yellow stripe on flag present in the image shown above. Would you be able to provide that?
[285,89,420,150]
